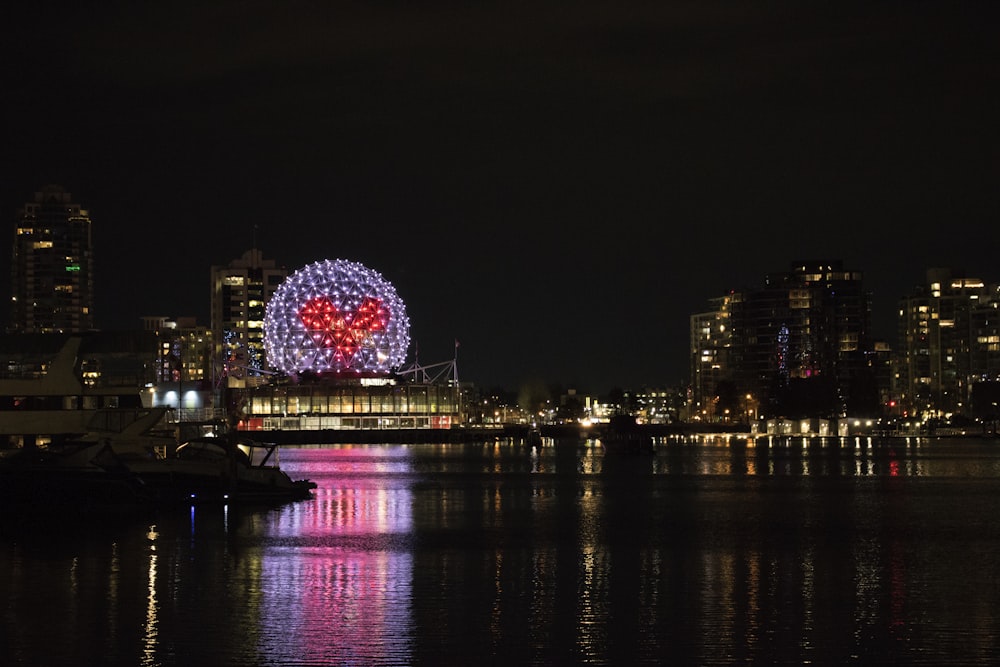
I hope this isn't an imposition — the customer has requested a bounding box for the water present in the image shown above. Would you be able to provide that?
[3,435,1000,666]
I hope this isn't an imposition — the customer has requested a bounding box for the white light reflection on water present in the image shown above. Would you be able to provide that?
[254,446,415,666]
[660,434,1000,478]
[575,545,607,664]
[142,525,158,667]
[579,441,602,474]
[7,437,1000,665]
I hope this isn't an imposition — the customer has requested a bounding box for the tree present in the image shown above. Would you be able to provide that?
[517,379,551,419]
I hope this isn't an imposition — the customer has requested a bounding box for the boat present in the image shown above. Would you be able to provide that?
[119,434,317,504]
[1,418,316,509]
[0,335,315,507]
[0,336,153,447]
[0,439,154,512]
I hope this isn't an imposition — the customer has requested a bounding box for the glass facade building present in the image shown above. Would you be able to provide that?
[235,381,461,430]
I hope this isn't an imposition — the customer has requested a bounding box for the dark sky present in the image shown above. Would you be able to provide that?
[3,1,998,394]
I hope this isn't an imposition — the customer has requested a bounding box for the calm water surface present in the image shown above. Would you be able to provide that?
[3,435,1000,666]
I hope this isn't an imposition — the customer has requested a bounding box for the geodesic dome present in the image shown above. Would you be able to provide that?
[263,259,410,375]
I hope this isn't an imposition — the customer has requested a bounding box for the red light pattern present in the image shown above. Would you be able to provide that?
[264,259,409,375]
[298,295,389,369]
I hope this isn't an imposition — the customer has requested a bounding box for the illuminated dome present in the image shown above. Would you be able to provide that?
[264,259,410,376]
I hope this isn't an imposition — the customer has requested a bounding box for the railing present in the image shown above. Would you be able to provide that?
[241,414,456,431]
[168,408,226,423]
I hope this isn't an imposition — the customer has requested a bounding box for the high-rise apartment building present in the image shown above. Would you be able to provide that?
[969,284,1000,394]
[692,260,876,420]
[210,249,286,385]
[733,260,875,417]
[9,185,95,333]
[895,287,934,416]
[896,268,1000,417]
[689,293,737,421]
[141,316,214,384]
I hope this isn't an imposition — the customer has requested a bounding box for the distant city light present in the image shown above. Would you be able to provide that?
[264,259,410,375]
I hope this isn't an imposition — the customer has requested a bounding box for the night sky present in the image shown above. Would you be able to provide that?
[3,2,998,394]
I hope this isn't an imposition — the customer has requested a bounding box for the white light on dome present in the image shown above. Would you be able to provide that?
[264,259,410,375]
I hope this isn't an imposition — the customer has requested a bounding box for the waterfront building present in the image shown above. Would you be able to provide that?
[140,316,218,422]
[471,386,530,425]
[236,378,461,432]
[895,287,934,417]
[9,185,95,334]
[693,260,876,420]
[626,386,685,424]
[552,388,599,424]
[235,258,462,433]
[734,260,874,418]
[689,293,737,422]
[871,339,894,413]
[896,268,1000,417]
[969,284,1000,399]
[210,249,287,386]
[142,316,213,384]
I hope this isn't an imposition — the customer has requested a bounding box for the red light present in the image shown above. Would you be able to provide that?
[298,295,389,369]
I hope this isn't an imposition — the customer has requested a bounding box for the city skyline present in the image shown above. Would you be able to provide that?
[3,3,998,392]
[5,187,996,402]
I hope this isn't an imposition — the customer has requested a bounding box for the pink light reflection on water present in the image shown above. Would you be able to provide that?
[255,446,416,665]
